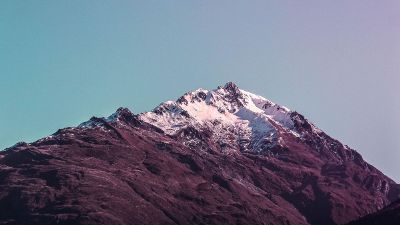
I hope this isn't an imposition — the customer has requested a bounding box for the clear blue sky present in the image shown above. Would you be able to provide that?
[1,1,399,181]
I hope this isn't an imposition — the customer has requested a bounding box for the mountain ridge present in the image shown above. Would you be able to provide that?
[0,82,398,225]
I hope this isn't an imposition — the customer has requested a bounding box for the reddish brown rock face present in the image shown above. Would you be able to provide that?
[0,83,398,225]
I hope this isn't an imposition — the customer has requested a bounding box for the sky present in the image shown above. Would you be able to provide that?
[0,1,399,181]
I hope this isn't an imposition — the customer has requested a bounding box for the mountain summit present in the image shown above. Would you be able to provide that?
[1,82,398,225]
[139,82,295,154]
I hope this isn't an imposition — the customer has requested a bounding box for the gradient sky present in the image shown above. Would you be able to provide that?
[1,1,399,181]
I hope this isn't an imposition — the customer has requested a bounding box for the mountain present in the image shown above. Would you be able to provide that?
[347,199,400,225]
[0,82,398,225]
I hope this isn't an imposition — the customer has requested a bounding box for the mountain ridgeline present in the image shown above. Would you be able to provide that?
[0,82,398,225]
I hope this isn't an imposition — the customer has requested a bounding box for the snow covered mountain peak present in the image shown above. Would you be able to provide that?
[77,82,322,154]
[72,82,352,158]
[141,82,292,126]
[139,82,300,153]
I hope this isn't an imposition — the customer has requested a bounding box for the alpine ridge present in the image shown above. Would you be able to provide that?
[0,82,398,225]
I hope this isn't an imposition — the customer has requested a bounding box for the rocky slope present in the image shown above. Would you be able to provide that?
[0,82,398,225]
